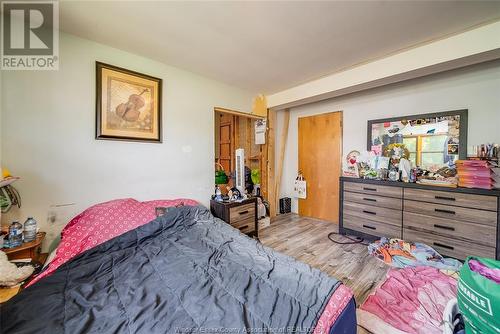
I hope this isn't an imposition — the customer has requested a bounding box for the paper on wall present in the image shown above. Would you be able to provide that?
[255,119,266,145]
[399,120,449,136]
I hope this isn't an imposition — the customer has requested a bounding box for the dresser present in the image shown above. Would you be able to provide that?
[210,198,258,238]
[339,177,500,260]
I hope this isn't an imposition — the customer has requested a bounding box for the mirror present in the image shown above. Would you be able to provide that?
[367,110,467,171]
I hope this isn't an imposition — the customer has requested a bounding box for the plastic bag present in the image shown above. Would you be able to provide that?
[457,257,500,334]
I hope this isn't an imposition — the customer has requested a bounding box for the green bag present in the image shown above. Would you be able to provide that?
[457,257,500,334]
[215,170,228,185]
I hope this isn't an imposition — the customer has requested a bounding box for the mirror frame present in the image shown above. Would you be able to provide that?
[367,109,468,160]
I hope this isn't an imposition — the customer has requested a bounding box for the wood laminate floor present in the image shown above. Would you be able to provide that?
[259,213,390,334]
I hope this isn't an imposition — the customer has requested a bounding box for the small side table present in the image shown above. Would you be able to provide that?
[210,198,258,238]
[4,232,46,262]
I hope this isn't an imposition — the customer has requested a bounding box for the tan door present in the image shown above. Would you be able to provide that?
[218,113,234,172]
[298,112,342,223]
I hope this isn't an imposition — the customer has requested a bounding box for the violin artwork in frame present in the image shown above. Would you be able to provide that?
[96,62,162,142]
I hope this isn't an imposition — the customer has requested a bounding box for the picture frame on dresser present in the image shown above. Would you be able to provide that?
[367,109,468,169]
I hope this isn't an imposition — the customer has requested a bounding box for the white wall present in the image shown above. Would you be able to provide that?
[1,33,254,247]
[277,60,500,214]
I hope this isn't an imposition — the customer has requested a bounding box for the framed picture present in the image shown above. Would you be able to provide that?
[96,62,162,142]
[367,109,467,170]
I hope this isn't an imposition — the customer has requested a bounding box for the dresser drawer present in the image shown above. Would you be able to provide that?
[344,214,401,238]
[404,188,498,211]
[404,212,496,247]
[344,182,402,198]
[344,201,402,226]
[344,191,402,210]
[403,228,496,260]
[231,217,256,234]
[229,203,255,223]
[404,200,497,227]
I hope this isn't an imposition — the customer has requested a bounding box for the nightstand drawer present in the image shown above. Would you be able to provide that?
[344,214,401,239]
[231,218,255,234]
[404,188,497,211]
[229,203,255,223]
[403,228,496,260]
[344,191,402,210]
[404,200,497,226]
[210,198,259,238]
[344,182,402,198]
[404,211,496,247]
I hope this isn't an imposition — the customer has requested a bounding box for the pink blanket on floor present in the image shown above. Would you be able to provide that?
[360,266,457,334]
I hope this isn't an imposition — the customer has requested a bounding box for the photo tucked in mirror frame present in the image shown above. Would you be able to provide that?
[367,109,468,172]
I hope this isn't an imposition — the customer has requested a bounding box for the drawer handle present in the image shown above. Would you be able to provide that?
[238,225,249,230]
[433,242,454,250]
[363,210,377,215]
[434,208,455,215]
[363,187,377,192]
[435,196,456,201]
[434,224,455,231]
[363,198,377,202]
[363,224,376,230]
[238,210,249,215]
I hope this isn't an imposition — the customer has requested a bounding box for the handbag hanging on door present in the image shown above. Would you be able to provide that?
[293,172,307,199]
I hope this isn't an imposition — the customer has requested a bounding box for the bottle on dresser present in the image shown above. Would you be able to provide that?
[8,221,23,247]
[23,217,37,242]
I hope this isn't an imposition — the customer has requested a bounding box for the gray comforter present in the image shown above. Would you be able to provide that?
[2,205,341,333]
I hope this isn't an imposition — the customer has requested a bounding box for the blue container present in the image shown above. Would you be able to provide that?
[8,221,23,248]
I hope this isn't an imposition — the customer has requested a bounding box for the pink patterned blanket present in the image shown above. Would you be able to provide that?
[313,284,354,334]
[27,198,198,287]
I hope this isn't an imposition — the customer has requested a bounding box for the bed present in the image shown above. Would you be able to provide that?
[2,199,356,334]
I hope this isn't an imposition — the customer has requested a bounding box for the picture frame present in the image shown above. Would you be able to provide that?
[96,61,162,143]
[367,109,468,169]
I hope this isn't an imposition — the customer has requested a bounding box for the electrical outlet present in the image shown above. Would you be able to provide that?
[47,211,57,224]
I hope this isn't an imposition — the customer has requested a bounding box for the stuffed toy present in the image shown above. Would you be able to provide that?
[0,250,34,287]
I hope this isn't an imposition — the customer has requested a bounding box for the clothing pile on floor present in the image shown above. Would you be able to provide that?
[358,266,458,334]
[360,242,500,334]
[368,237,462,271]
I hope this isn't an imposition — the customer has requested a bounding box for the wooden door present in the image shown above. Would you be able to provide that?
[218,113,234,172]
[298,112,342,223]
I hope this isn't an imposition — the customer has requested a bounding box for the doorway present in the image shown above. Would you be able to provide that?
[214,108,268,199]
[298,111,342,223]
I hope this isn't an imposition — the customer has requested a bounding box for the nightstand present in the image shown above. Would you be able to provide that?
[4,232,46,262]
[210,198,258,238]
[1,232,48,303]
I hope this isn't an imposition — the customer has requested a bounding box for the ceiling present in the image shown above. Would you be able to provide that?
[59,1,500,94]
